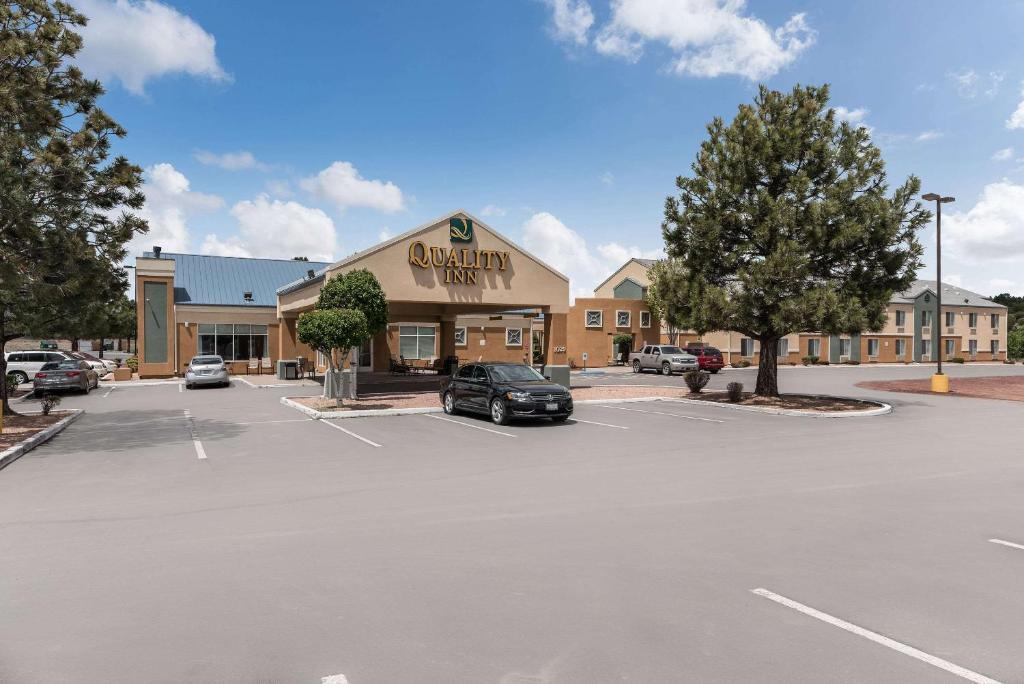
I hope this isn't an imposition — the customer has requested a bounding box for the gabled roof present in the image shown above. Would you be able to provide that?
[145,253,330,307]
[278,209,570,296]
[593,257,660,294]
[891,280,1006,309]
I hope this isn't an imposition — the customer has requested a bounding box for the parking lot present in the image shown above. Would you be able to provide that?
[3,365,1024,683]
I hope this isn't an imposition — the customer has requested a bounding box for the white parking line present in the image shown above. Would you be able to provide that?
[989,538,1024,552]
[103,386,115,398]
[424,413,516,437]
[571,418,629,429]
[593,404,724,423]
[322,675,349,684]
[178,382,183,393]
[751,588,1002,684]
[320,419,382,447]
[183,409,207,460]
[231,418,311,426]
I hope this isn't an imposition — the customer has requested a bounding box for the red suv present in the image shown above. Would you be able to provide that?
[683,344,725,373]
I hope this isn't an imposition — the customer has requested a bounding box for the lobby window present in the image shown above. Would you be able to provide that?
[807,338,821,357]
[895,339,906,357]
[867,338,879,357]
[505,327,523,347]
[992,313,1000,329]
[640,311,652,328]
[454,327,467,347]
[197,324,268,361]
[921,311,932,327]
[991,339,999,355]
[944,339,955,357]
[616,310,631,328]
[585,310,603,328]
[777,338,789,357]
[839,338,851,357]
[895,310,906,327]
[969,339,978,356]
[740,338,754,357]
[968,312,978,328]
[945,311,955,327]
[399,325,436,360]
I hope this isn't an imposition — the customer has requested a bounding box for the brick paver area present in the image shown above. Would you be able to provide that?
[858,375,1024,402]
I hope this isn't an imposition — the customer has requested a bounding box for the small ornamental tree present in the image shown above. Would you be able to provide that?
[297,309,368,405]
[645,258,689,344]
[316,269,389,397]
[662,84,929,396]
[1009,326,1024,361]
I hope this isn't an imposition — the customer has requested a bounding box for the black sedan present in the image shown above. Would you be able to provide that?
[440,362,573,425]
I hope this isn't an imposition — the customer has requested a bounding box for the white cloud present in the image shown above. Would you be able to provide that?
[480,204,507,217]
[988,278,1023,295]
[947,68,1004,99]
[264,179,293,198]
[944,274,963,288]
[378,228,392,242]
[74,0,229,95]
[194,150,269,172]
[300,161,405,213]
[600,171,615,186]
[945,181,1024,262]
[200,195,337,262]
[592,0,815,80]
[833,106,874,134]
[520,211,663,298]
[129,163,223,256]
[543,0,595,46]
[1007,84,1024,130]
[992,147,1014,161]
[915,130,943,142]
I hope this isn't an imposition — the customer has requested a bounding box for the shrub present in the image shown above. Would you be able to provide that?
[684,370,709,393]
[6,373,19,395]
[39,393,61,416]
[801,355,819,366]
[1004,359,1016,365]
[949,357,965,364]
[125,357,139,372]
[842,359,860,365]
[726,381,744,402]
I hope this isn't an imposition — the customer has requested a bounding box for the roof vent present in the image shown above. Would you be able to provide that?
[307,269,315,279]
[153,246,162,258]
[243,291,253,302]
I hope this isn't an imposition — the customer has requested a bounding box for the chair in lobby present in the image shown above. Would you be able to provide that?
[246,357,259,375]
[259,357,272,375]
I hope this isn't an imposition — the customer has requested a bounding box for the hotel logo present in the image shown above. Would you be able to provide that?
[449,217,473,243]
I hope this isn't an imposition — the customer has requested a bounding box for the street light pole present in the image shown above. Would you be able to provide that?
[922,193,955,392]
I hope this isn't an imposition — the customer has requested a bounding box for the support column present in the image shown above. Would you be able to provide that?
[279,317,298,361]
[543,312,570,387]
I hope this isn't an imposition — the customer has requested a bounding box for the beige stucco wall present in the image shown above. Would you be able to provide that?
[593,259,653,298]
[280,213,569,316]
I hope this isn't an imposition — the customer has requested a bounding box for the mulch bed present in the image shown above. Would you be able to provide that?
[685,392,875,412]
[0,412,66,451]
[857,375,1024,402]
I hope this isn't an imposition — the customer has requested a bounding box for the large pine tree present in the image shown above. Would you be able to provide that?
[663,84,928,396]
[1,1,147,414]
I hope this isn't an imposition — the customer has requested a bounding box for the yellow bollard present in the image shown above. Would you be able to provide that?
[931,373,949,393]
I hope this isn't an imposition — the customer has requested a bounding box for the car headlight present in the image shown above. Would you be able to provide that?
[506,391,532,401]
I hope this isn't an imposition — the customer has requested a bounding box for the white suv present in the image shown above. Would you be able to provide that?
[5,351,74,385]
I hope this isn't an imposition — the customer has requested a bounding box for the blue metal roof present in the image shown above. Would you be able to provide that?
[144,253,330,307]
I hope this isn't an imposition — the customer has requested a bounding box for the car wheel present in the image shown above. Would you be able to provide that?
[551,415,569,423]
[661,362,672,376]
[632,359,642,373]
[490,398,510,425]
[83,381,91,394]
[185,383,191,390]
[709,368,719,374]
[10,371,28,385]
[443,391,457,415]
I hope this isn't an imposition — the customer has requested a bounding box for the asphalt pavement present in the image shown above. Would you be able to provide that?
[2,364,1024,683]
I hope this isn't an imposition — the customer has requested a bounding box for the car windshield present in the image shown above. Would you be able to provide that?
[487,364,546,382]
[699,347,721,355]
[191,356,222,366]
[57,361,80,369]
[40,362,61,371]
[660,347,685,355]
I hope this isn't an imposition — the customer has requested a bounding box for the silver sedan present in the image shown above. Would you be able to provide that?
[185,355,230,389]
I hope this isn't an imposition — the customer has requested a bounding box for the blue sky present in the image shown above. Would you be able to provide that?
[72,0,1024,297]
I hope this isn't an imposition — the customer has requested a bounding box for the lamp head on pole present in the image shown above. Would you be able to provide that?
[922,193,955,203]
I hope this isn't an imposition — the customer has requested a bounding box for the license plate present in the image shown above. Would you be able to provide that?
[545,402,558,411]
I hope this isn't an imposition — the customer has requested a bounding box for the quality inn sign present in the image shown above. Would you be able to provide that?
[408,217,511,285]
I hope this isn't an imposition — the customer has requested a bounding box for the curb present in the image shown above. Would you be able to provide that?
[0,409,84,471]
[659,395,892,418]
[280,396,443,419]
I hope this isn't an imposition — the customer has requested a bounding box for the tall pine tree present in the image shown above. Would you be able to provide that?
[663,84,928,396]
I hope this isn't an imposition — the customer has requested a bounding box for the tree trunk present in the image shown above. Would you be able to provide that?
[755,337,780,397]
[71,338,79,352]
[1,318,17,417]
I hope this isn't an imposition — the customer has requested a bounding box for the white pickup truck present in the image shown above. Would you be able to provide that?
[629,344,699,375]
